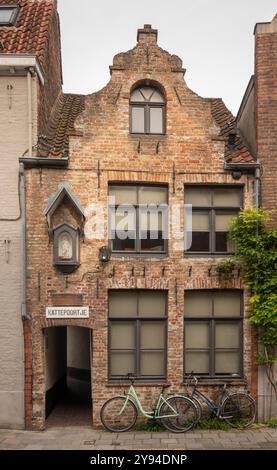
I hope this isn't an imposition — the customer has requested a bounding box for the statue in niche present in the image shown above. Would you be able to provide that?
[58,232,72,260]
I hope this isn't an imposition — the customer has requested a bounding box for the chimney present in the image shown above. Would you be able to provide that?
[137,24,158,44]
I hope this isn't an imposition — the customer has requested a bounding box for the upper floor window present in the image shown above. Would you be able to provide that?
[130,86,165,134]
[0,5,19,26]
[109,184,168,254]
[184,186,243,255]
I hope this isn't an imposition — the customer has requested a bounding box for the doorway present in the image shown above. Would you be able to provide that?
[44,326,92,427]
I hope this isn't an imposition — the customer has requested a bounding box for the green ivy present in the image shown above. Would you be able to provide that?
[226,209,277,398]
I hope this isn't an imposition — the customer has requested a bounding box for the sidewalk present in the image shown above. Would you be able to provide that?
[0,427,276,450]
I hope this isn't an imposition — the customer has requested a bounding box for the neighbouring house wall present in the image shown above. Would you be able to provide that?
[67,327,91,372]
[237,80,256,158]
[254,15,277,419]
[0,74,37,429]
[255,15,277,225]
[45,327,67,392]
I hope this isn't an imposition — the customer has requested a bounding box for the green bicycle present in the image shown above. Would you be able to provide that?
[100,373,198,433]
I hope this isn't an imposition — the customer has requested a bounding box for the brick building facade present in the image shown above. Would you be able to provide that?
[21,21,259,429]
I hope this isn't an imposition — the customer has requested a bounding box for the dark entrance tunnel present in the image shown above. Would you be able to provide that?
[45,326,92,427]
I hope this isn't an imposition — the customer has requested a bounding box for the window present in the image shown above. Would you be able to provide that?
[0,5,19,26]
[184,290,243,378]
[130,86,165,134]
[184,186,242,254]
[109,184,168,254]
[109,290,167,380]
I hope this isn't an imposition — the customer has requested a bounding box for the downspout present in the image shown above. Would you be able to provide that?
[27,70,33,157]
[254,163,261,208]
[20,162,27,320]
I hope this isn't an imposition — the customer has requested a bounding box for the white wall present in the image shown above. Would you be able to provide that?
[67,327,90,371]
[0,74,37,429]
[45,327,67,391]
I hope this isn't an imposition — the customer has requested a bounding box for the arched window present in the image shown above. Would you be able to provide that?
[130,86,165,134]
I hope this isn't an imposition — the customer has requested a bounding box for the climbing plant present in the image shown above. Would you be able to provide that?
[218,209,277,399]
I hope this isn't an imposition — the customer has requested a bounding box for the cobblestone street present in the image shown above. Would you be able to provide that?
[0,427,276,450]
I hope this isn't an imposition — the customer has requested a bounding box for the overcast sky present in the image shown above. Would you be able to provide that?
[58,0,277,115]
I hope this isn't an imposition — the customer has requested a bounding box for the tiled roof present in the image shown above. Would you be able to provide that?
[0,0,54,64]
[37,93,85,158]
[208,98,255,164]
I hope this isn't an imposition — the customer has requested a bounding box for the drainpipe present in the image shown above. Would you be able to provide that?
[20,162,27,320]
[254,163,261,208]
[27,70,33,157]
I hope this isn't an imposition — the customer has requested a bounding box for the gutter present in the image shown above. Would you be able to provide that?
[224,162,260,171]
[19,157,68,168]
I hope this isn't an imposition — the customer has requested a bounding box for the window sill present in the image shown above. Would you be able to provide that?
[111,253,168,259]
[107,382,169,387]
[184,253,235,258]
[182,378,247,386]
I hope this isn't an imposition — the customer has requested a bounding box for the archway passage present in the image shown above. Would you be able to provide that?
[45,326,92,427]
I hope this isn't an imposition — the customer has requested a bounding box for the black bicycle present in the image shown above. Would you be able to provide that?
[185,373,256,428]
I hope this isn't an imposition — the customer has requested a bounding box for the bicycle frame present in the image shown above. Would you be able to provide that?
[119,384,179,420]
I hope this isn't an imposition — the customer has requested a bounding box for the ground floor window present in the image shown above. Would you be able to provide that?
[108,290,167,380]
[184,290,243,378]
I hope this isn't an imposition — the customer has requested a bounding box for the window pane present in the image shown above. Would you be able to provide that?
[215,351,240,374]
[141,322,165,348]
[111,209,136,231]
[185,188,212,207]
[130,89,144,102]
[150,90,164,103]
[215,213,235,231]
[109,186,137,205]
[110,352,135,375]
[110,322,136,349]
[111,234,136,251]
[215,212,236,252]
[138,291,166,317]
[185,322,210,349]
[214,292,241,316]
[185,352,209,374]
[139,87,154,100]
[150,107,163,134]
[139,209,167,251]
[189,211,210,252]
[138,187,167,204]
[215,323,240,349]
[185,291,212,317]
[192,211,210,231]
[213,188,241,207]
[132,107,145,133]
[0,8,14,22]
[141,351,165,375]
[109,292,137,317]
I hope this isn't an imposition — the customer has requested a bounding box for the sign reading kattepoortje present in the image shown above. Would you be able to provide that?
[46,306,90,319]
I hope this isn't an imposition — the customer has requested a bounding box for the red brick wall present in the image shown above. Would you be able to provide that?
[255,19,277,224]
[25,27,256,429]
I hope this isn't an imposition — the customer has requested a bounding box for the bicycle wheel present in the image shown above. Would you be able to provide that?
[183,394,202,423]
[100,396,138,432]
[221,392,256,428]
[159,396,198,433]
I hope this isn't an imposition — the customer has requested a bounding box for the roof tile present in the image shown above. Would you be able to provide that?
[0,0,54,64]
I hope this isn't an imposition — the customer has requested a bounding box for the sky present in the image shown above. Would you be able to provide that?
[58,0,277,115]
